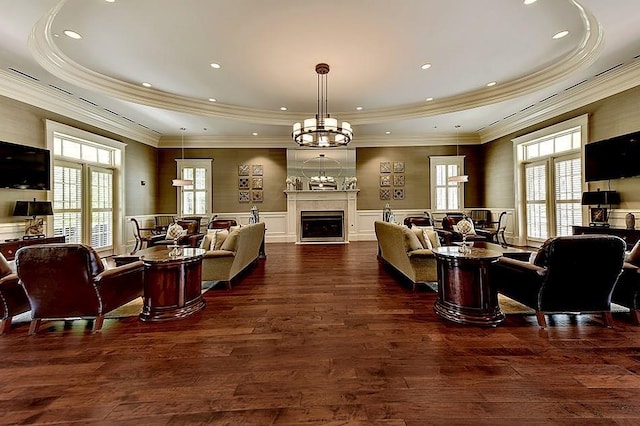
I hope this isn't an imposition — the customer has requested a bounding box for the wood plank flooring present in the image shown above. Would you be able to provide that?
[2,241,640,425]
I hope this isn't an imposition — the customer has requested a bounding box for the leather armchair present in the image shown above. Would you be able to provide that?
[149,218,204,248]
[612,262,640,325]
[439,213,489,245]
[16,244,144,334]
[491,235,625,327]
[0,253,30,334]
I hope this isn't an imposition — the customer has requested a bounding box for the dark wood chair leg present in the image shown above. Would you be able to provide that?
[535,312,547,328]
[0,318,11,335]
[92,315,105,333]
[28,319,41,335]
[602,311,614,328]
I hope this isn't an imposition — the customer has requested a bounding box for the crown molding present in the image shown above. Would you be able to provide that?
[0,69,160,147]
[480,57,640,143]
[29,0,603,127]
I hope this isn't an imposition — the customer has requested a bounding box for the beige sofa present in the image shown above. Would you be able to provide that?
[374,220,438,291]
[200,222,265,288]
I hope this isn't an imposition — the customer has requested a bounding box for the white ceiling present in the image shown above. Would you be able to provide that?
[1,0,640,147]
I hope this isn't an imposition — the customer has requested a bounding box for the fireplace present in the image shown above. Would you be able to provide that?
[300,211,344,242]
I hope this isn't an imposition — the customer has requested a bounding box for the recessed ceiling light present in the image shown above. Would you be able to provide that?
[356,106,363,111]
[210,63,221,69]
[105,0,116,3]
[63,30,82,39]
[426,97,434,102]
[385,131,391,135]
[487,81,497,87]
[252,132,258,136]
[523,0,537,4]
[280,106,287,111]
[553,30,569,39]
[208,98,216,102]
[420,63,432,70]
[141,82,152,88]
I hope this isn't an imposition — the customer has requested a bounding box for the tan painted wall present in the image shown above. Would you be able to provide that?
[355,145,483,211]
[0,95,158,220]
[157,147,288,214]
[482,85,640,210]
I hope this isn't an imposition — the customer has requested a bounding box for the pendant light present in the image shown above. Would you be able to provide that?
[448,125,469,183]
[172,127,193,187]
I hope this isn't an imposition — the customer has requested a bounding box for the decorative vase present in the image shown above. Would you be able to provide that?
[626,212,636,230]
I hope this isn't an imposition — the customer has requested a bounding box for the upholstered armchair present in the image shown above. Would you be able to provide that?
[0,253,30,334]
[16,243,144,334]
[148,218,204,248]
[438,213,488,245]
[611,241,640,325]
[491,235,625,327]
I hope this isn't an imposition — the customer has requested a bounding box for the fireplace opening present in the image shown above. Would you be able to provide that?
[300,210,344,242]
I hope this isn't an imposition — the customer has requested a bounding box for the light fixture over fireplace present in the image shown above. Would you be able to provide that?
[292,63,352,148]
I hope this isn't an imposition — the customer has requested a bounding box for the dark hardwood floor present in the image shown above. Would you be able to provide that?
[2,241,640,425]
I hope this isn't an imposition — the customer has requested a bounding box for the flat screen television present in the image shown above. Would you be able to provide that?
[585,131,640,182]
[0,140,51,190]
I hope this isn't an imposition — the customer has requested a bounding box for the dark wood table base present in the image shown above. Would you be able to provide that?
[433,246,504,326]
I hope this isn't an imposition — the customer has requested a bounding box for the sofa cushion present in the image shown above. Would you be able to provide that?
[0,253,12,278]
[166,222,185,240]
[424,229,441,249]
[410,225,431,249]
[220,228,241,252]
[210,229,229,251]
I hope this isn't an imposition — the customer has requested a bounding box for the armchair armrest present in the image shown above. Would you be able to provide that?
[95,260,144,283]
[497,256,546,276]
[203,250,235,259]
[407,249,434,258]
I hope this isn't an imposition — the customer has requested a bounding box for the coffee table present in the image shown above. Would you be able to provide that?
[117,246,206,322]
[433,246,504,326]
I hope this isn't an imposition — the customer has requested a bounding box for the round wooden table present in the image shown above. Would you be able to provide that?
[433,246,504,326]
[138,246,206,322]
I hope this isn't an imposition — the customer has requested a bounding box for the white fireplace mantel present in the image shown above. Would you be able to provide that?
[284,190,359,243]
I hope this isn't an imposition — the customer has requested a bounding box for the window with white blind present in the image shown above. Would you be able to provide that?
[177,159,212,216]
[430,156,465,212]
[514,115,587,245]
[46,121,124,254]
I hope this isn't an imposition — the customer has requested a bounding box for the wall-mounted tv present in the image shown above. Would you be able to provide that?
[0,140,51,190]
[585,131,640,182]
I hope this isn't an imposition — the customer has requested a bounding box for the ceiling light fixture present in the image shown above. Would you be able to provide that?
[487,81,497,87]
[208,98,216,102]
[63,30,82,39]
[421,63,432,70]
[210,63,221,69]
[553,30,569,39]
[292,63,352,148]
[172,127,193,187]
[142,82,152,88]
[523,0,537,5]
[448,125,469,183]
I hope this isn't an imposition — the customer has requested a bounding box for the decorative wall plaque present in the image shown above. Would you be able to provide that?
[393,188,405,200]
[239,190,250,203]
[238,164,250,176]
[380,161,391,173]
[380,175,391,187]
[238,177,250,189]
[380,188,391,200]
[393,174,405,186]
[251,190,263,202]
[252,177,263,189]
[393,161,405,173]
[252,164,263,176]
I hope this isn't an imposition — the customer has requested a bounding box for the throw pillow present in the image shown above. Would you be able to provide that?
[401,227,423,252]
[424,229,441,249]
[199,233,213,250]
[166,223,185,240]
[626,240,640,266]
[210,229,229,251]
[0,252,12,278]
[456,218,476,236]
[410,225,432,249]
[221,228,241,252]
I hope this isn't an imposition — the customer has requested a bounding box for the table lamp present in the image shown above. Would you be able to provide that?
[13,199,54,238]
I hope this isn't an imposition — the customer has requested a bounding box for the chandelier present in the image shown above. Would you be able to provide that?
[292,63,352,148]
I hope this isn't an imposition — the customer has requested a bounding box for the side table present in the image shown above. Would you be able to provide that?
[433,246,504,326]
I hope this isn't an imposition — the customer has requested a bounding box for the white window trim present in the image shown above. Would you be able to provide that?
[429,155,465,213]
[46,120,126,254]
[512,114,588,245]
[176,158,213,217]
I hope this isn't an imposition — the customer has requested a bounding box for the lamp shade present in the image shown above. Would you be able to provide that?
[13,200,54,217]
[581,190,620,206]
